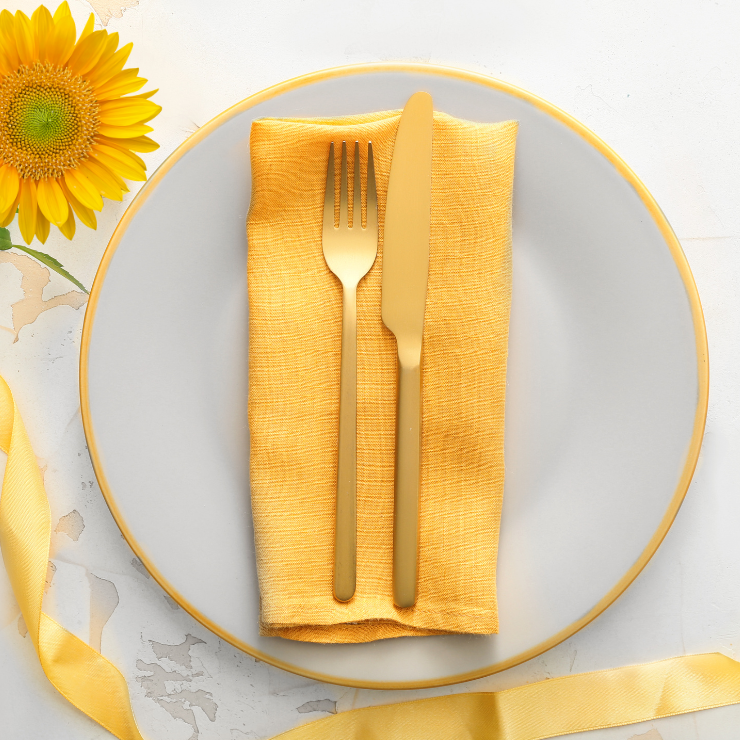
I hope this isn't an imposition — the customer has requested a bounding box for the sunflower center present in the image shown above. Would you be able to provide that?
[8,85,79,154]
[0,63,99,179]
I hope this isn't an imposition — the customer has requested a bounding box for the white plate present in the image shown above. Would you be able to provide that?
[81,63,707,689]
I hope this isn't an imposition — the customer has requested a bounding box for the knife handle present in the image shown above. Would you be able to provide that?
[393,358,421,608]
[334,283,357,602]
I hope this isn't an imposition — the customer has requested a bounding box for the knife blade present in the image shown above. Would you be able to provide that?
[381,91,433,608]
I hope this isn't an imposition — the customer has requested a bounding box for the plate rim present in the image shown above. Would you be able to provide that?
[79,61,709,690]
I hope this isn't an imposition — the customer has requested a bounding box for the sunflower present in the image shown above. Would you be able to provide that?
[0,2,160,244]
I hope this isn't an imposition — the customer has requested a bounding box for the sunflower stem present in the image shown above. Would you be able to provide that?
[6,241,89,294]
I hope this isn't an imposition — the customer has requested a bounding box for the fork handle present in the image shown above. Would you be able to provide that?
[393,357,421,608]
[334,283,357,602]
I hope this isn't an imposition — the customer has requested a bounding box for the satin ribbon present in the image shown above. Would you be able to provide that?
[273,653,740,739]
[2,371,739,740]
[0,376,145,740]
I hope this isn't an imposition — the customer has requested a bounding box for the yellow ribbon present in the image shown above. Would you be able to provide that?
[0,376,145,740]
[273,653,740,739]
[2,371,740,740]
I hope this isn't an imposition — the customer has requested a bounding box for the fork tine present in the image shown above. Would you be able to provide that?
[366,141,377,236]
[339,140,348,228]
[324,142,335,231]
[353,141,361,229]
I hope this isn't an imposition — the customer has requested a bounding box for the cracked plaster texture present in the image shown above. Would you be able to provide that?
[1,0,740,738]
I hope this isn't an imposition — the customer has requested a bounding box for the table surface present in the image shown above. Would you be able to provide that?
[1,1,738,738]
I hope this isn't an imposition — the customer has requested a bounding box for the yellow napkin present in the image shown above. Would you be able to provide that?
[247,109,517,643]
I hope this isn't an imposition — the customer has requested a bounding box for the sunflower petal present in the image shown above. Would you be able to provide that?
[77,13,95,44]
[0,165,20,213]
[95,31,119,67]
[0,188,21,228]
[83,148,129,188]
[104,144,146,170]
[32,5,53,62]
[90,144,146,181]
[59,180,96,229]
[14,10,36,66]
[98,97,153,112]
[89,152,145,182]
[77,160,122,201]
[67,29,107,76]
[97,78,148,100]
[0,10,21,69]
[0,36,17,74]
[109,170,129,192]
[94,69,147,99]
[53,2,73,22]
[0,49,16,75]
[63,169,104,211]
[37,177,69,226]
[86,41,132,87]
[46,11,76,66]
[99,134,159,153]
[35,209,50,244]
[127,88,159,100]
[58,206,75,239]
[18,179,37,244]
[93,66,140,91]
[97,123,154,138]
[99,98,162,126]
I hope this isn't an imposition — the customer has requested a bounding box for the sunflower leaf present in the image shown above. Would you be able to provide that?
[11,244,89,294]
[0,227,12,250]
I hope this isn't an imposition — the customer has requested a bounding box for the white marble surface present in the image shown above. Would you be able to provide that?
[0,1,739,738]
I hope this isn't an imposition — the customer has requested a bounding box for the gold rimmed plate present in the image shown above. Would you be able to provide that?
[80,63,707,689]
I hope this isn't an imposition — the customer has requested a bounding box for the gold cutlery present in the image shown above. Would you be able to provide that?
[381,92,433,608]
[323,140,378,602]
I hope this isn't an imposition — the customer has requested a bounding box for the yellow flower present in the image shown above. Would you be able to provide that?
[0,2,160,243]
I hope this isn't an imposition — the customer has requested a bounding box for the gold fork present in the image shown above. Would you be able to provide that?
[323,140,378,602]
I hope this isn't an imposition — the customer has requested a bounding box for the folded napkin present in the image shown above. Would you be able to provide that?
[247,109,517,643]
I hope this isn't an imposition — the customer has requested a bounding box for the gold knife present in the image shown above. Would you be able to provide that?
[381,92,433,608]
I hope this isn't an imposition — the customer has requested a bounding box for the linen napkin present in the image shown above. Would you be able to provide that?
[247,109,517,643]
